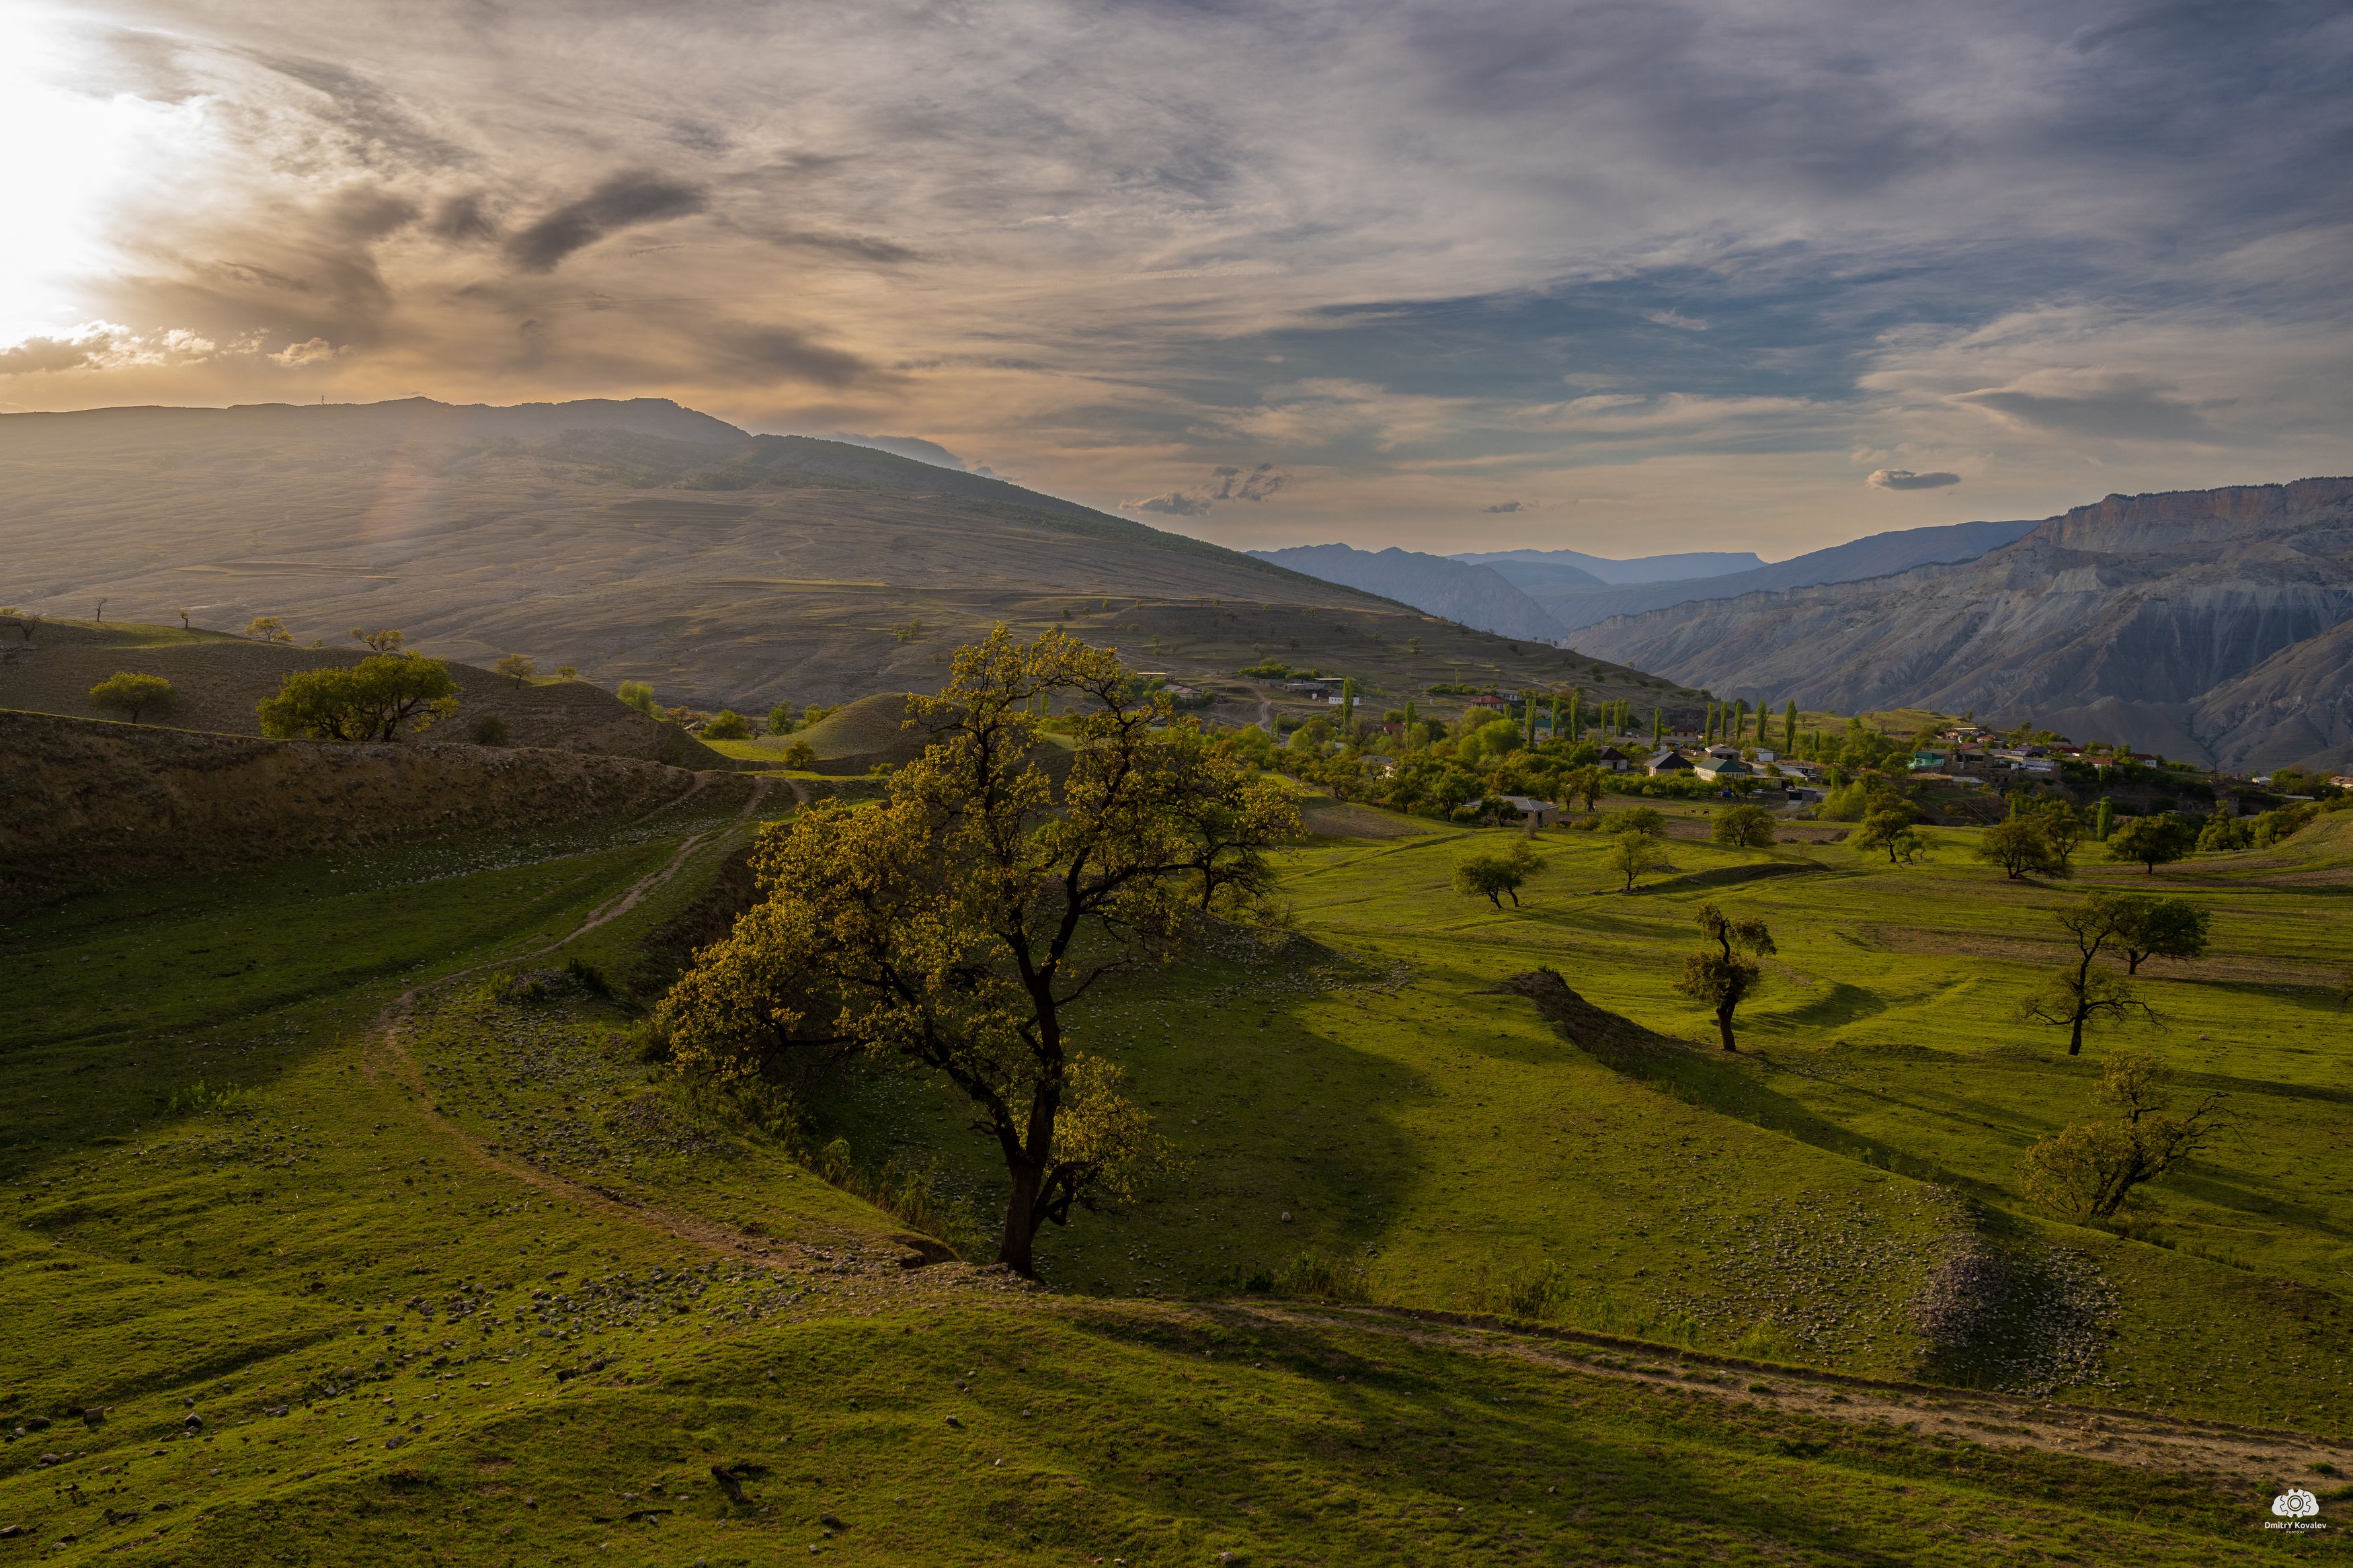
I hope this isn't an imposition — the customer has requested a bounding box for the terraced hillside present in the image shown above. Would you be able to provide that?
[4,714,2350,1561]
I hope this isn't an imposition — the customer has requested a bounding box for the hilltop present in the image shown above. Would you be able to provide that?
[0,620,725,768]
[0,399,1697,728]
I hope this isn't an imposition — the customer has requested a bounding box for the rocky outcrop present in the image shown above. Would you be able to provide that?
[1572,479,2353,770]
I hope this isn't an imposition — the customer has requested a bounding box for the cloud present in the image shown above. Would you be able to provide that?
[1127,492,1216,517]
[1952,378,2214,442]
[505,172,708,273]
[819,432,967,470]
[1211,462,1287,502]
[702,325,873,390]
[1482,500,1527,513]
[1125,462,1291,517]
[1641,309,1709,331]
[0,332,109,375]
[1867,468,1960,491]
[270,337,344,366]
[0,323,221,375]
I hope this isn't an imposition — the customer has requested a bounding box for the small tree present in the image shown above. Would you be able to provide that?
[2109,895,2210,975]
[0,606,39,642]
[1454,841,1545,909]
[703,709,751,740]
[176,608,190,630]
[1713,802,1777,848]
[1852,802,1928,864]
[767,702,797,735]
[556,665,578,681]
[1567,765,1608,813]
[245,615,294,645]
[350,628,407,655]
[783,739,817,768]
[1975,815,2069,880]
[494,653,537,688]
[2018,893,2151,1055]
[88,671,174,723]
[1606,831,1668,893]
[1611,806,1665,837]
[256,655,459,742]
[2106,813,2196,874]
[1673,901,1776,1050]
[617,680,659,716]
[2020,1050,2227,1221]
[2092,798,2114,842]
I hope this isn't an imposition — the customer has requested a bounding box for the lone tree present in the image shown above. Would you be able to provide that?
[494,653,537,688]
[0,606,39,642]
[703,709,751,739]
[2110,895,2211,974]
[2020,1050,2227,1221]
[1673,901,1776,1050]
[1852,800,1928,864]
[256,655,459,741]
[1454,841,1545,909]
[1713,802,1777,848]
[88,671,174,723]
[2106,813,2198,874]
[655,627,1298,1276]
[350,627,407,655]
[1975,815,2070,880]
[617,680,659,716]
[1605,829,1668,893]
[2018,893,2152,1055]
[244,615,294,645]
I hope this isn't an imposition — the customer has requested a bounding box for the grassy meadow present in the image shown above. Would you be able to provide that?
[4,786,2350,1563]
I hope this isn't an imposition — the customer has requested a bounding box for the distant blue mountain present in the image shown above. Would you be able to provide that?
[1455,548,1763,585]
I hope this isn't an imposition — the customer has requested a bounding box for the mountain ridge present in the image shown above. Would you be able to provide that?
[1572,477,2353,771]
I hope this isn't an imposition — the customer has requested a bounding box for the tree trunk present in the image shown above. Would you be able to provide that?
[998,1162,1042,1276]
[2067,1007,2085,1055]
[1716,1004,1737,1051]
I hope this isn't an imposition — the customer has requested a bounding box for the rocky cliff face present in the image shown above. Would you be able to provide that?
[1572,479,2353,771]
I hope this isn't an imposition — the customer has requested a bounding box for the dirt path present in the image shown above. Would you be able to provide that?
[360,774,1006,1290]
[1232,1303,2353,1487]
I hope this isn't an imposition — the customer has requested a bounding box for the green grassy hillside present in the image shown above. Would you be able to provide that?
[4,751,2349,1561]
[0,620,724,768]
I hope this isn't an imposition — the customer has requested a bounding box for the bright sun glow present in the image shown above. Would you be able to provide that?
[0,9,199,349]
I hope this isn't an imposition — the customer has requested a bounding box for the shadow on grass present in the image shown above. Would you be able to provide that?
[1492,969,1987,1195]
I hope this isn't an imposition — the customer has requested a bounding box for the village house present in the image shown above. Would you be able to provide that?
[1490,794,1561,827]
[1647,748,1696,776]
[1693,755,1754,783]
[1595,744,1636,773]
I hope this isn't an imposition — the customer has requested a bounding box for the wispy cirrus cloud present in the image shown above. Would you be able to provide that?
[7,0,2350,552]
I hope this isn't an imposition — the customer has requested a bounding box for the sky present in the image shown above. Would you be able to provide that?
[3,0,2350,559]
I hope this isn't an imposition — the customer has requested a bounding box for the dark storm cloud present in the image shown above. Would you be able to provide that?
[505,173,710,274]
[1867,469,1960,491]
